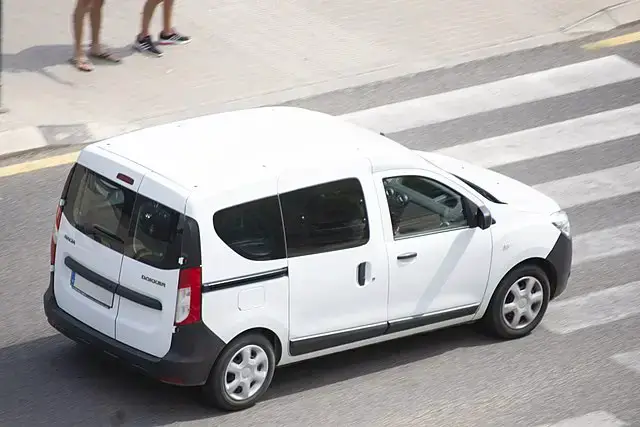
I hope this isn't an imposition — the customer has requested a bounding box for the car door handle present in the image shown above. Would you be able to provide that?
[357,262,366,286]
[397,252,417,260]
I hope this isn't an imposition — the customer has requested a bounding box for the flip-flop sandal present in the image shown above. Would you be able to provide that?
[69,57,94,72]
[89,51,122,63]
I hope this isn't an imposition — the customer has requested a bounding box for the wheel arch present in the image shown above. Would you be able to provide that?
[232,327,283,365]
[476,256,558,319]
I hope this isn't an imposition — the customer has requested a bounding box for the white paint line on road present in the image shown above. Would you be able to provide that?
[542,281,640,335]
[611,349,640,375]
[573,221,640,265]
[534,411,628,427]
[339,55,640,134]
[533,161,640,209]
[434,103,640,168]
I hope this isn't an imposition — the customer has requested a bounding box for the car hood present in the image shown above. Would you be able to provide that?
[417,151,561,215]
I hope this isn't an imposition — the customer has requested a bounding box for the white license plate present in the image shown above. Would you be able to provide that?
[70,271,115,308]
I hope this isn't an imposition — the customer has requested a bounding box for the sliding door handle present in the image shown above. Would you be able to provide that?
[397,252,417,260]
[357,262,366,286]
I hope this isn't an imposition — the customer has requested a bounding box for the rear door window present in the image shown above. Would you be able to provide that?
[213,196,286,261]
[279,178,370,257]
[64,164,133,254]
[63,164,196,270]
[124,195,183,269]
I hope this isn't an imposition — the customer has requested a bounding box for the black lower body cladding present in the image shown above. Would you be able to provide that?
[43,273,225,386]
[545,233,572,299]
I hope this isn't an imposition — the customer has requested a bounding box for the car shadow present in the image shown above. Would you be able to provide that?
[0,324,498,426]
[3,43,134,86]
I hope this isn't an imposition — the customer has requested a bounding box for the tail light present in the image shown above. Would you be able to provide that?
[175,266,202,326]
[50,200,64,270]
[51,164,76,271]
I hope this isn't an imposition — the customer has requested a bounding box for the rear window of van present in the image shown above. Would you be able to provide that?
[62,164,201,270]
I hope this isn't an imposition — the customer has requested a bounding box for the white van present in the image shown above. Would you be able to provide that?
[44,106,572,411]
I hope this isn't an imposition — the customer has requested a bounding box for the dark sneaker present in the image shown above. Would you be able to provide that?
[133,35,163,57]
[158,31,191,45]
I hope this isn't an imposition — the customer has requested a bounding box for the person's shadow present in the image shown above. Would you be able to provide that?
[2,43,135,86]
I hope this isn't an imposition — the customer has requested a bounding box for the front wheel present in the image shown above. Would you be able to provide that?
[481,264,551,339]
[202,333,276,411]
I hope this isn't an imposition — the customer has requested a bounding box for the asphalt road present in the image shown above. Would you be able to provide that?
[1,25,640,426]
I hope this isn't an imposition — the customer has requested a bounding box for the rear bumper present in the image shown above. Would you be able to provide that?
[546,233,572,299]
[43,274,225,386]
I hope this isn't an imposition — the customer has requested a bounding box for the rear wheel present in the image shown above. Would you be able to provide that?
[481,263,551,339]
[202,333,275,411]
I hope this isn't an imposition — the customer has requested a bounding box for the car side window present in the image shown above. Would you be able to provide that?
[383,175,468,238]
[213,196,286,261]
[279,178,370,257]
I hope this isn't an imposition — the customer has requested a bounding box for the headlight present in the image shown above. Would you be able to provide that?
[550,210,571,238]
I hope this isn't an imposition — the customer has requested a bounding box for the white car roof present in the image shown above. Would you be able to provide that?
[88,106,438,194]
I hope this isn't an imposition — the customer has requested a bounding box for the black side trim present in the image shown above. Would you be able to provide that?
[545,233,572,299]
[386,304,478,335]
[44,277,225,386]
[289,304,479,356]
[202,267,288,293]
[289,323,388,357]
[117,284,163,311]
[64,256,162,311]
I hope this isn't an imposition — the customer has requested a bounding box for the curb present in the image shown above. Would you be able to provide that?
[561,0,640,34]
[0,122,141,160]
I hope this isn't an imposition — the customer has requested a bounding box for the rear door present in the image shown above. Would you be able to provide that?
[115,171,191,358]
[54,153,144,339]
[279,162,390,356]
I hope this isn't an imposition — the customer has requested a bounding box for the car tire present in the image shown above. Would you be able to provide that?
[481,263,551,340]
[201,332,276,411]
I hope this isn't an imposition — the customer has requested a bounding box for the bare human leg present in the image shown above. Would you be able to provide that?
[88,0,121,63]
[162,0,174,35]
[134,0,164,56]
[158,0,191,46]
[71,0,94,71]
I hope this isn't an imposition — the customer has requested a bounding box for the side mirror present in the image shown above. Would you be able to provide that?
[476,205,492,230]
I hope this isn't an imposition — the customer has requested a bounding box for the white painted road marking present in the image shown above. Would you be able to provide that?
[534,411,628,427]
[534,161,640,209]
[611,349,640,375]
[434,103,640,168]
[572,221,640,265]
[542,281,640,334]
[340,55,640,134]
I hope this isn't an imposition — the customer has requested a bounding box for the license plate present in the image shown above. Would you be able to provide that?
[70,270,115,308]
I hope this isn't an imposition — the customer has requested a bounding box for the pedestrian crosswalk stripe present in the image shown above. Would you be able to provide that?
[533,161,640,209]
[572,221,640,265]
[611,349,640,375]
[433,103,640,168]
[542,281,640,334]
[534,411,628,427]
[339,55,640,134]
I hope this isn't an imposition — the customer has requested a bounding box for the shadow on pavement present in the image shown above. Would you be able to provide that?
[0,324,497,426]
[3,44,134,86]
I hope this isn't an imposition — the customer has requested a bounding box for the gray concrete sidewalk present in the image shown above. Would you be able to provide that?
[1,0,640,158]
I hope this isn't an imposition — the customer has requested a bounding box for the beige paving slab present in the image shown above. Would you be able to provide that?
[0,0,636,142]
